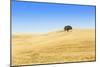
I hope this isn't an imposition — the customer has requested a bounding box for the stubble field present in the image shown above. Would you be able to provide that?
[12,29,95,66]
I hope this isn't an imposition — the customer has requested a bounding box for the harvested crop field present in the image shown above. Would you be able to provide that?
[12,29,95,66]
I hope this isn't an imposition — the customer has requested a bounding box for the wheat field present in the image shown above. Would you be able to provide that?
[12,29,95,66]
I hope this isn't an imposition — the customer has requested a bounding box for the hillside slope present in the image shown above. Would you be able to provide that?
[12,29,95,66]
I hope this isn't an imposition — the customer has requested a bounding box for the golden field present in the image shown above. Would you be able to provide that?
[12,29,95,66]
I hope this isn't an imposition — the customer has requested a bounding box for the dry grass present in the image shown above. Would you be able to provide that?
[12,29,95,66]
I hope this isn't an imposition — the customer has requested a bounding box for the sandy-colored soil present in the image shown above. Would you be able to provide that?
[12,29,95,66]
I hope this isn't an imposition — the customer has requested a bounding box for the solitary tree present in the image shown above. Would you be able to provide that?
[64,25,72,32]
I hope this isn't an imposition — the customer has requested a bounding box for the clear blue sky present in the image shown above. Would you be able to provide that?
[12,0,96,33]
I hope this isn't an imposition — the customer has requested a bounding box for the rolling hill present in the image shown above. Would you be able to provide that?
[12,29,95,66]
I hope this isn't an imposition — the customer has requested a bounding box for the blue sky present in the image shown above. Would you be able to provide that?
[12,0,96,33]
